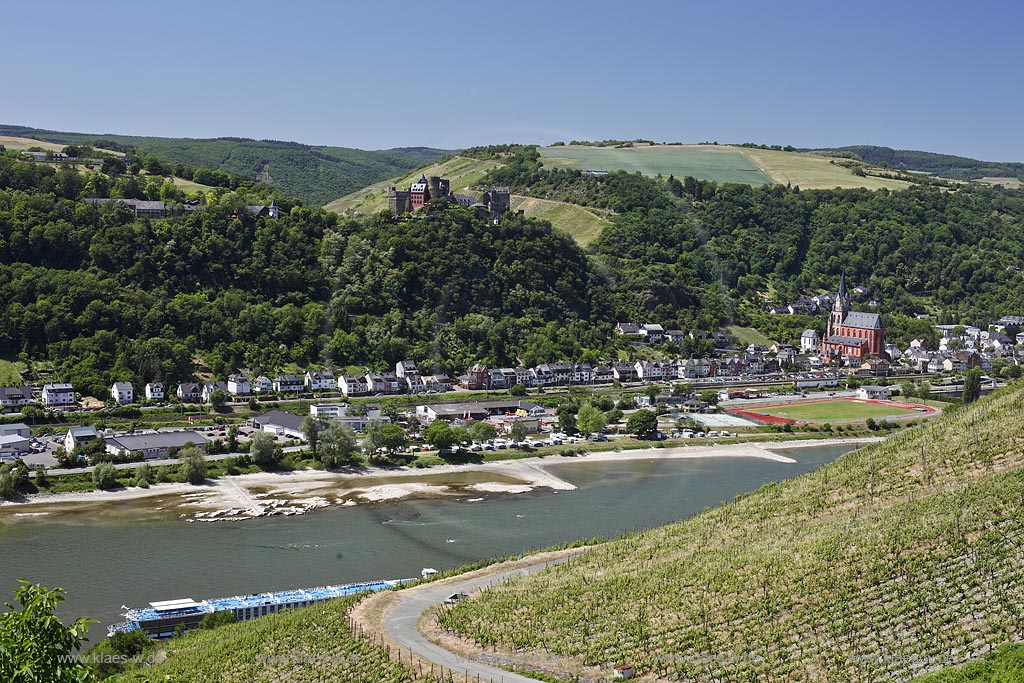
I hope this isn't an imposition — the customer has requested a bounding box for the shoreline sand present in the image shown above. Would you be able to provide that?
[0,437,879,523]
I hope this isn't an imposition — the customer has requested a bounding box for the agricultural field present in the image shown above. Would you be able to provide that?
[0,135,67,152]
[0,135,126,157]
[110,594,432,683]
[739,147,913,190]
[539,144,772,184]
[736,397,931,424]
[976,176,1023,189]
[510,195,612,246]
[437,384,1024,682]
[324,156,502,214]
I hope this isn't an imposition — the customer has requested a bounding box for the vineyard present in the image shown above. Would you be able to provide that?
[112,594,441,683]
[437,384,1024,682]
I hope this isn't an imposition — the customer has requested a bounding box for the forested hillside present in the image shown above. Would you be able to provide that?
[5,143,1024,399]
[815,145,1024,181]
[482,147,1024,326]
[0,124,448,206]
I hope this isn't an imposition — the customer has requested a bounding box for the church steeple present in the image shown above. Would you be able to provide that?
[828,272,851,340]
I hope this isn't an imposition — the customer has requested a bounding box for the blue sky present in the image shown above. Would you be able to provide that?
[2,1,1021,159]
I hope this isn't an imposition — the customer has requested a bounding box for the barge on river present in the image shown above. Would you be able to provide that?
[110,578,410,638]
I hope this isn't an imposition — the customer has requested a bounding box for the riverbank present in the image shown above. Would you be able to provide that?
[0,437,880,523]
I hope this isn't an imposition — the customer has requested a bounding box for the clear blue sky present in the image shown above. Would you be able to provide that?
[3,0,1021,160]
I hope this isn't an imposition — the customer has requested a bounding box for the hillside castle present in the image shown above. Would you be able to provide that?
[387,174,511,223]
[822,273,885,362]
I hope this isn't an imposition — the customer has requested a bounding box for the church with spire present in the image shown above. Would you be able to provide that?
[822,273,884,362]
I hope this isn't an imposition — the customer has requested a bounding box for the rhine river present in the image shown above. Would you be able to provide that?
[0,444,856,629]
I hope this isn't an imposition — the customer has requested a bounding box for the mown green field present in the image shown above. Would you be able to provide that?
[539,144,773,184]
[439,384,1024,682]
[509,195,612,246]
[753,398,920,423]
[0,360,23,385]
[324,156,502,214]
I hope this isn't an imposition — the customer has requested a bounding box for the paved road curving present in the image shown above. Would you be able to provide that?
[382,554,581,683]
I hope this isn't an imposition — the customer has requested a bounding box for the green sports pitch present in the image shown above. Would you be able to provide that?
[538,145,772,184]
[736,399,930,424]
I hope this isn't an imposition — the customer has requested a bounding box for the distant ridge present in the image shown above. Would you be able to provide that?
[811,144,1024,181]
[0,124,451,206]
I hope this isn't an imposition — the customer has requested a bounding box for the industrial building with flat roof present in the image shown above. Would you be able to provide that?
[105,431,209,460]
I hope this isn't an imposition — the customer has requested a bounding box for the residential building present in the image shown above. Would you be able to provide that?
[857,385,892,401]
[273,375,304,393]
[305,369,335,392]
[639,324,665,342]
[338,374,369,397]
[422,374,451,393]
[202,381,228,403]
[800,329,820,353]
[612,363,637,382]
[251,376,273,393]
[83,197,168,218]
[144,382,165,401]
[65,426,99,453]
[615,322,641,337]
[380,371,403,394]
[42,383,75,408]
[111,381,134,405]
[405,373,425,393]
[0,385,34,408]
[458,364,489,391]
[666,329,685,344]
[176,383,201,402]
[395,360,418,378]
[227,374,251,396]
[309,404,348,419]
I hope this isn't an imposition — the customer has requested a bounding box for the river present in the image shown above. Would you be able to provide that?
[0,443,856,630]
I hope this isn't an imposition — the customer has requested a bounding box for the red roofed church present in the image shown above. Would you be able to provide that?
[822,274,884,362]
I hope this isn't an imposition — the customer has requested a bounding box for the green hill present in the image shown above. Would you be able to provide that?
[439,384,1024,682]
[324,154,613,246]
[0,124,448,206]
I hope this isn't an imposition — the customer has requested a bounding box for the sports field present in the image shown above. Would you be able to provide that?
[731,398,936,425]
[539,145,772,184]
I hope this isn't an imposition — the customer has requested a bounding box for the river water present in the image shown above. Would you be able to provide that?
[0,444,856,629]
